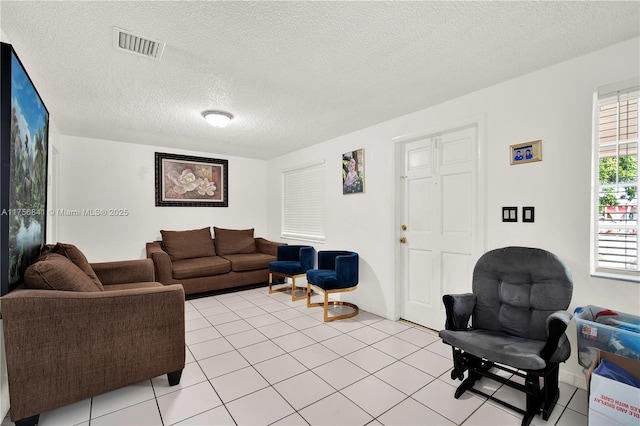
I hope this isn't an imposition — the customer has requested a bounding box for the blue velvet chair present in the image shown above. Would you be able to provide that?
[439,247,573,426]
[306,251,359,322]
[268,245,316,301]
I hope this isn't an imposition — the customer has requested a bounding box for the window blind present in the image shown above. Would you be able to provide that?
[593,82,639,280]
[282,160,325,242]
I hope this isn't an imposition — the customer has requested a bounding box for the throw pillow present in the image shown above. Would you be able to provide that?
[24,253,101,292]
[213,227,256,255]
[161,227,216,260]
[51,242,104,291]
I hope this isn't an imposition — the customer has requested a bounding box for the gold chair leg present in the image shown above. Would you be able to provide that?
[322,300,359,322]
[270,272,307,301]
[323,291,330,322]
[269,272,288,294]
[290,276,307,302]
[306,283,359,322]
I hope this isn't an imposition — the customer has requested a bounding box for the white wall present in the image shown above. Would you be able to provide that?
[53,136,268,261]
[265,37,640,388]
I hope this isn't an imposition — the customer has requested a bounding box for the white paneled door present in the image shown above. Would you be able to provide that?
[399,126,480,330]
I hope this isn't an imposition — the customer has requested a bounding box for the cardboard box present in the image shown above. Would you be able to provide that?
[587,351,640,425]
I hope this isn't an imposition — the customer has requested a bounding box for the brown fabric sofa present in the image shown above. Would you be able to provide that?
[146,227,282,295]
[0,243,185,426]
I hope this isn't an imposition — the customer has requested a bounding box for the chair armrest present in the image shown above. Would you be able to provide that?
[300,247,316,271]
[540,310,572,361]
[442,293,477,331]
[255,238,283,256]
[91,259,154,285]
[546,310,572,331]
[146,242,173,284]
[336,253,359,286]
[1,285,185,420]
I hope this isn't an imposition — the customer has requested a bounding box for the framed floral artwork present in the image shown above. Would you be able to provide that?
[155,152,228,207]
[342,148,364,194]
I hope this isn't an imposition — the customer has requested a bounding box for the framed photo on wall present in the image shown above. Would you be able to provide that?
[0,42,49,296]
[342,148,364,194]
[510,140,542,165]
[155,152,228,207]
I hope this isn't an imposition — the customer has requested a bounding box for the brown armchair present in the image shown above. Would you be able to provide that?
[0,256,185,426]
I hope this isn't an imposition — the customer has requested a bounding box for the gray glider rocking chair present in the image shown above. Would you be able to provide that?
[439,247,573,426]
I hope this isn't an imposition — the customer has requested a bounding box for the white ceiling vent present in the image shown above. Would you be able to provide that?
[113,27,165,61]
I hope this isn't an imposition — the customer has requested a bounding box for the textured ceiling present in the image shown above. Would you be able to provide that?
[1,1,639,160]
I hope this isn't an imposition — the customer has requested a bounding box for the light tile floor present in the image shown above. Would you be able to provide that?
[2,285,589,425]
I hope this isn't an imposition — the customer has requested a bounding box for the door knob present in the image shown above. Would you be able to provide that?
[400,237,407,244]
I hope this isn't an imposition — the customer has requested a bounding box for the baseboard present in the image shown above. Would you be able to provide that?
[185,282,269,301]
[560,368,587,390]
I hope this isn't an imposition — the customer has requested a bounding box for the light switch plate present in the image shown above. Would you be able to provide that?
[523,206,535,222]
[502,207,518,222]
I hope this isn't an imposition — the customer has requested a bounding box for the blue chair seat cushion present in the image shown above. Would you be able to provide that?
[439,329,552,370]
[269,261,306,276]
[307,269,354,290]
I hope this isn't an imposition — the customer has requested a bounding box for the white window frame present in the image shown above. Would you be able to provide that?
[590,79,640,282]
[281,159,325,242]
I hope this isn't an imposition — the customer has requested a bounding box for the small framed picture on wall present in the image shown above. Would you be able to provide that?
[342,148,364,194]
[510,140,542,165]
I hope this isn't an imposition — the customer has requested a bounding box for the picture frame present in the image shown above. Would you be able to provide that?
[342,148,364,194]
[155,152,228,207]
[0,42,49,296]
[510,140,542,165]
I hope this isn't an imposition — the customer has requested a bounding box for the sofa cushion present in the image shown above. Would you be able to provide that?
[50,242,104,291]
[439,329,548,370]
[213,227,256,255]
[161,227,216,260]
[171,256,231,280]
[222,253,276,272]
[24,254,101,292]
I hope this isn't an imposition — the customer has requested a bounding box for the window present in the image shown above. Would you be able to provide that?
[282,160,325,242]
[592,80,639,281]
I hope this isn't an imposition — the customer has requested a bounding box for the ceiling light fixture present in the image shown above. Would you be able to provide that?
[202,110,233,128]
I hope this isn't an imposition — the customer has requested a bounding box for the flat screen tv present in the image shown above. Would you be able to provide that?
[0,42,49,296]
